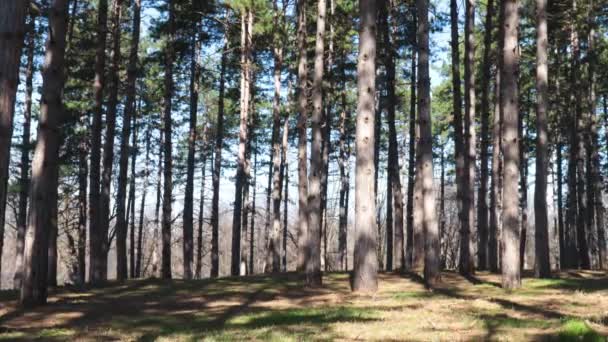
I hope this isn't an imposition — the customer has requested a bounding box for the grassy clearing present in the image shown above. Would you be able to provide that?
[0,270,606,341]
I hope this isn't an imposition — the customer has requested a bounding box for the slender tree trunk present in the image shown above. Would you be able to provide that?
[211,42,227,278]
[352,0,378,292]
[77,131,88,284]
[281,115,290,271]
[231,10,252,276]
[151,130,163,277]
[196,142,207,279]
[268,0,284,273]
[557,143,565,269]
[296,0,309,272]
[519,112,528,271]
[161,0,175,279]
[89,0,108,285]
[241,79,255,276]
[338,64,350,272]
[462,0,477,276]
[0,0,30,280]
[415,0,440,287]
[477,0,494,271]
[128,109,138,278]
[20,0,68,305]
[534,0,550,277]
[136,127,150,278]
[14,14,36,289]
[500,0,521,289]
[116,0,140,281]
[183,24,202,280]
[405,23,417,269]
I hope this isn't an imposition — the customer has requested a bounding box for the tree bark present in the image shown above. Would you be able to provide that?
[116,0,140,281]
[183,22,202,280]
[136,127,150,278]
[211,41,227,278]
[500,0,521,289]
[161,0,175,279]
[534,0,550,277]
[519,111,528,271]
[268,0,284,273]
[231,10,252,276]
[405,21,416,269]
[98,0,123,281]
[352,0,378,292]
[416,0,440,287]
[14,13,36,289]
[128,106,138,278]
[0,0,30,280]
[338,64,350,272]
[462,0,476,276]
[89,0,108,285]
[306,0,326,287]
[296,0,309,272]
[477,0,494,271]
[20,0,68,306]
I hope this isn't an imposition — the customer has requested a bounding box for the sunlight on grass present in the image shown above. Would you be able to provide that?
[558,319,604,342]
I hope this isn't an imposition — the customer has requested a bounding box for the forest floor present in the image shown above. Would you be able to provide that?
[0,270,607,341]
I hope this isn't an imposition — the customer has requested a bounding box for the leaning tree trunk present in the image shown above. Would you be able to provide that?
[352,0,378,292]
[500,0,521,290]
[417,0,440,287]
[534,0,551,278]
[21,0,68,306]
[161,0,175,279]
[116,0,140,281]
[296,0,310,272]
[183,23,202,280]
[211,41,227,278]
[462,0,476,276]
[89,0,108,285]
[0,0,29,280]
[14,14,36,290]
[477,0,494,271]
[128,112,137,278]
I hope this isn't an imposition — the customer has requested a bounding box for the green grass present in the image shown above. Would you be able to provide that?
[558,319,604,342]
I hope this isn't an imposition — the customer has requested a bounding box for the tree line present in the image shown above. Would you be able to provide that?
[0,0,607,307]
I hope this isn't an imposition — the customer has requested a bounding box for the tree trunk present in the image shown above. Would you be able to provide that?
[128,108,138,278]
[89,0,108,285]
[99,0,123,281]
[48,198,58,288]
[211,41,227,278]
[557,143,565,269]
[116,0,140,281]
[296,0,309,272]
[500,0,521,289]
[231,10,252,276]
[161,0,175,279]
[196,141,207,279]
[352,0,378,292]
[338,64,350,272]
[77,130,88,284]
[405,22,416,270]
[151,129,163,278]
[306,0,326,287]
[20,0,68,306]
[183,23,202,280]
[14,14,36,289]
[450,0,467,275]
[268,0,284,273]
[136,126,150,278]
[282,117,290,271]
[0,0,29,280]
[477,0,494,271]
[416,0,440,287]
[534,0,550,277]
[519,112,528,271]
[462,0,476,276]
